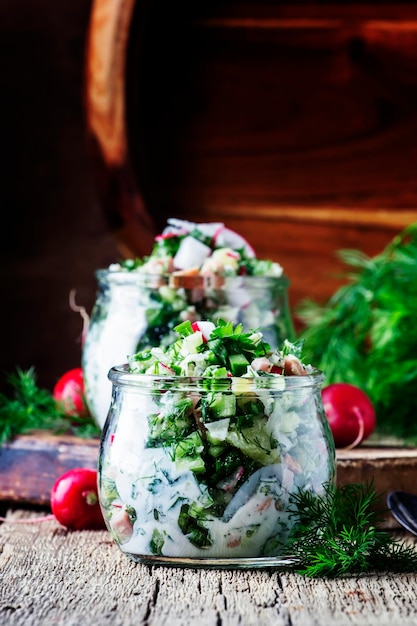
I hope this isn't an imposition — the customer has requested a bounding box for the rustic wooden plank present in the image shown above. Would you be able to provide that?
[85,0,417,322]
[0,432,99,506]
[87,0,417,242]
[1,432,416,528]
[337,446,417,528]
[0,509,416,626]
[128,3,417,215]
[279,563,417,626]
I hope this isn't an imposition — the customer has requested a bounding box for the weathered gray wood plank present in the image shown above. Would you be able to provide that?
[0,510,416,626]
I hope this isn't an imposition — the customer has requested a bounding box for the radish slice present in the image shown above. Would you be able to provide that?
[197,222,225,238]
[159,362,176,374]
[166,218,224,239]
[163,219,256,258]
[155,232,181,241]
[212,227,256,257]
[191,320,215,341]
[250,357,272,372]
[173,236,212,270]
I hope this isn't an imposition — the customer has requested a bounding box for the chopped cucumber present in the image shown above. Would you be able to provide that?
[174,320,194,336]
[226,418,280,465]
[173,431,205,473]
[175,456,206,474]
[228,353,250,376]
[208,393,236,418]
[207,444,226,458]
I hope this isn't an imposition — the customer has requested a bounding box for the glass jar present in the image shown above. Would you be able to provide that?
[82,271,295,428]
[97,366,336,569]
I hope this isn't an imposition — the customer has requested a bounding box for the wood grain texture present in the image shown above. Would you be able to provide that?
[0,433,99,505]
[0,509,416,626]
[85,0,417,316]
[85,0,157,258]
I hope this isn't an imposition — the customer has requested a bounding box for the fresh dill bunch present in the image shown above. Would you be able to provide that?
[297,222,417,443]
[0,367,100,444]
[282,481,417,578]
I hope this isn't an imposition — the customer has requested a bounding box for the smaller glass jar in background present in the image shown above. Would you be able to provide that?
[98,366,335,568]
[82,271,295,428]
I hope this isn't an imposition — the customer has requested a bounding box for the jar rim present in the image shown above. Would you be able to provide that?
[108,364,325,391]
[96,269,289,289]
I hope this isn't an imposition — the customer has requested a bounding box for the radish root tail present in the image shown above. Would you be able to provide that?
[343,408,365,450]
[69,289,90,344]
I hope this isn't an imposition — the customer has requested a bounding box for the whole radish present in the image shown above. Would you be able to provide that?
[0,468,106,531]
[50,468,106,530]
[322,383,376,449]
[53,367,89,418]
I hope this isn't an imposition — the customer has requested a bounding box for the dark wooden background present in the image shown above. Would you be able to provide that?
[0,0,118,394]
[1,0,417,395]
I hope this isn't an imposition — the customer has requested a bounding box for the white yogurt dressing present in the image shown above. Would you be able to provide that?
[99,374,334,560]
[82,288,148,428]
[108,448,294,559]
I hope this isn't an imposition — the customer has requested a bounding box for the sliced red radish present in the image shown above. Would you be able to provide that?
[159,362,176,374]
[283,355,308,376]
[191,320,215,341]
[212,226,256,257]
[155,231,181,241]
[109,507,134,543]
[224,249,240,260]
[197,222,225,238]
[251,357,272,372]
[166,218,224,238]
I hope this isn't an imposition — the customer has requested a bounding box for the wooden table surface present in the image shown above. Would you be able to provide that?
[1,508,417,626]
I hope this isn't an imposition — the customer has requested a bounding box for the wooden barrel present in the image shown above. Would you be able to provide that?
[85,0,417,319]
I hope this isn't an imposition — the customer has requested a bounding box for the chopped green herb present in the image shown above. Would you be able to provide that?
[178,503,213,548]
[149,528,166,555]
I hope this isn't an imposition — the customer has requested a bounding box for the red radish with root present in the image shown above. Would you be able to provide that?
[50,468,105,530]
[322,383,376,449]
[0,468,106,531]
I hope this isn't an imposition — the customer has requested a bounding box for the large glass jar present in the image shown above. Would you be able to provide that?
[82,271,295,428]
[97,366,335,569]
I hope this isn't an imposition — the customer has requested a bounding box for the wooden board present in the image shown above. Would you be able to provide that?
[1,432,417,529]
[1,513,416,625]
[0,432,100,506]
[86,0,417,318]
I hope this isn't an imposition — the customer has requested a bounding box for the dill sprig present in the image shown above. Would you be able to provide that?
[297,222,417,443]
[0,367,100,444]
[282,481,417,577]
